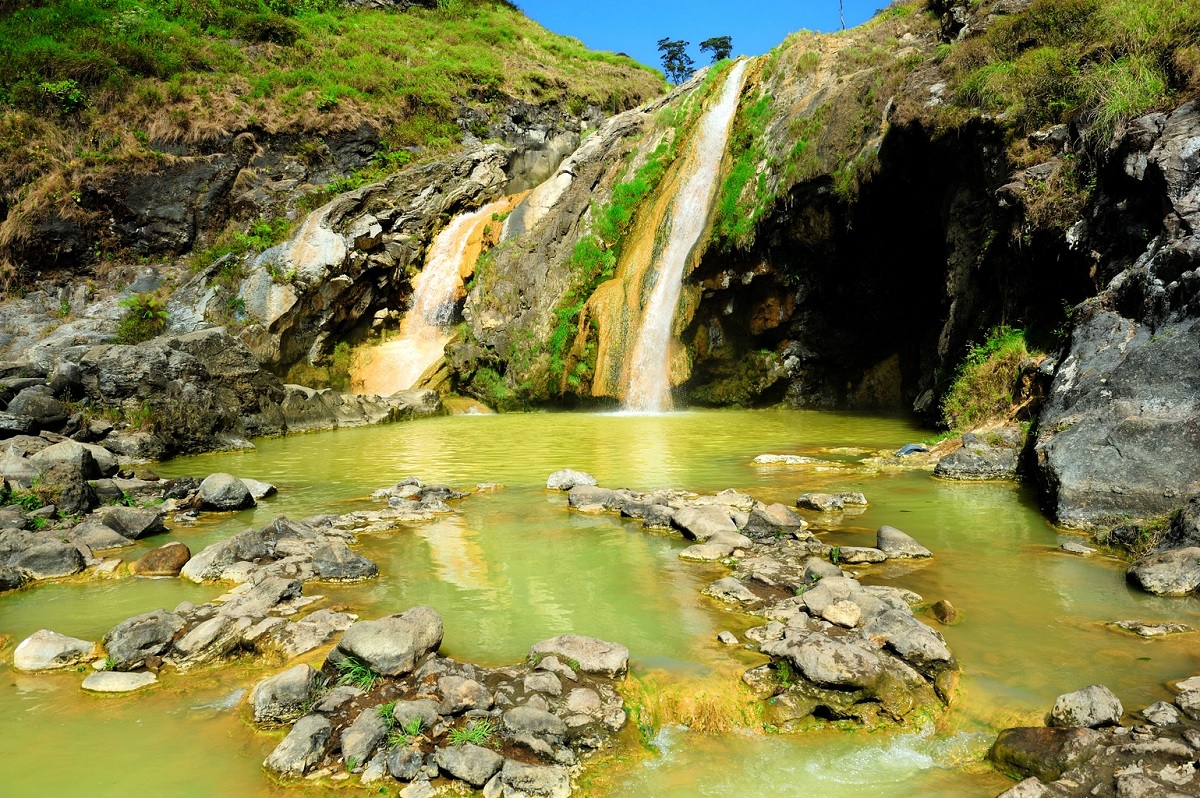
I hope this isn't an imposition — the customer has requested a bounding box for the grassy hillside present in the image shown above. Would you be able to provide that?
[0,0,664,280]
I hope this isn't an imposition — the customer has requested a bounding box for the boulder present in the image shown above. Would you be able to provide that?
[1175,689,1200,720]
[989,727,1105,782]
[81,670,158,693]
[264,714,332,776]
[566,485,615,512]
[1142,701,1181,726]
[131,542,191,576]
[198,473,255,511]
[13,541,85,579]
[501,706,567,740]
[765,632,883,689]
[327,606,443,677]
[29,440,99,479]
[251,664,322,724]
[933,431,1021,481]
[498,759,571,798]
[876,526,933,559]
[439,675,492,714]
[703,576,760,605]
[796,493,844,512]
[68,518,135,551]
[434,743,503,787]
[1048,684,1123,728]
[96,506,167,540]
[341,707,389,770]
[7,387,66,429]
[104,610,186,670]
[311,540,378,582]
[546,470,597,491]
[0,565,26,591]
[742,503,806,540]
[13,629,96,671]
[388,747,424,781]
[169,615,243,670]
[36,463,95,515]
[392,699,440,733]
[1127,547,1200,595]
[240,478,277,500]
[861,610,953,671]
[529,635,629,680]
[671,505,737,542]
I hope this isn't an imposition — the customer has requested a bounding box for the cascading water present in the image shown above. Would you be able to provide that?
[352,198,511,395]
[623,60,748,412]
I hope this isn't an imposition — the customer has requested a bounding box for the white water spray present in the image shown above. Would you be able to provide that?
[623,60,748,412]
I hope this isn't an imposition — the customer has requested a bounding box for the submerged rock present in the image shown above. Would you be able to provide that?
[81,670,158,693]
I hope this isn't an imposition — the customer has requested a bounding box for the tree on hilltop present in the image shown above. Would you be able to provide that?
[699,36,733,63]
[656,37,694,85]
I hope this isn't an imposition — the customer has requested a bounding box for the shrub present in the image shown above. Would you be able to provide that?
[115,294,169,344]
[941,326,1033,431]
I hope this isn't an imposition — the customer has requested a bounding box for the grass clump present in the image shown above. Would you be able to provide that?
[940,326,1034,431]
[945,0,1200,139]
[447,718,495,747]
[115,293,169,344]
[334,657,377,691]
[386,716,425,748]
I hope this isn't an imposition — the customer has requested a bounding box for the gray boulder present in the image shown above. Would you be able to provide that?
[764,632,884,689]
[387,747,424,781]
[566,485,615,512]
[68,518,135,551]
[671,505,737,542]
[434,743,503,787]
[546,470,597,491]
[529,635,629,680]
[29,440,99,479]
[933,430,1021,481]
[860,610,953,672]
[499,759,571,798]
[251,664,322,724]
[1049,684,1124,728]
[1127,547,1200,595]
[1142,701,1181,726]
[989,726,1106,782]
[104,609,186,670]
[169,615,242,670]
[7,387,66,429]
[742,503,806,540]
[327,606,443,677]
[264,714,332,776]
[311,540,378,582]
[13,629,96,671]
[341,707,389,771]
[501,706,567,740]
[96,506,167,539]
[877,525,933,559]
[796,493,844,512]
[13,541,85,579]
[392,699,440,733]
[438,675,492,714]
[198,472,255,511]
[240,478,277,500]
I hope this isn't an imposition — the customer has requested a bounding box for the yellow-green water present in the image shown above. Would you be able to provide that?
[1,410,1197,797]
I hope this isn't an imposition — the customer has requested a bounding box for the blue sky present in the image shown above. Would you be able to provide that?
[515,1,892,72]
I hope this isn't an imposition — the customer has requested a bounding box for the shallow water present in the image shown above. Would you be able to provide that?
[2,409,1197,797]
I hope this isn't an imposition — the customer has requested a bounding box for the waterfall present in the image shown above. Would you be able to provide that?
[623,60,748,412]
[352,199,510,396]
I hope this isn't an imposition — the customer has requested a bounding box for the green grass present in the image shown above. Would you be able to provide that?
[713,92,773,248]
[446,718,495,747]
[946,0,1199,138]
[386,716,425,748]
[115,293,169,344]
[940,326,1035,432]
[334,656,377,690]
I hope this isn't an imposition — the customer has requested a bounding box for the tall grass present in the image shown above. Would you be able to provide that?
[940,327,1033,431]
[947,0,1199,138]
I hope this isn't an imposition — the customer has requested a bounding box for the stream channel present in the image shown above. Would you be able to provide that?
[2,409,1197,796]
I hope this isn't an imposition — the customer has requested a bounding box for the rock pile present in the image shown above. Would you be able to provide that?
[991,679,1200,796]
[258,605,627,798]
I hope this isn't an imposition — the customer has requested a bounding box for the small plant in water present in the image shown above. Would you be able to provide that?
[447,719,495,747]
[335,657,377,690]
[103,656,116,671]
